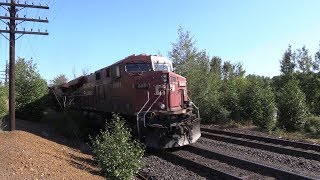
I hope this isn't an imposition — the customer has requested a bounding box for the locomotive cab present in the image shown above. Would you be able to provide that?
[127,55,201,148]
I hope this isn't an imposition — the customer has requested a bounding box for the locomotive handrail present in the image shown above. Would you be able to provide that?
[143,92,163,127]
[63,96,67,108]
[136,91,150,139]
[68,97,75,106]
[188,96,200,119]
[51,88,63,110]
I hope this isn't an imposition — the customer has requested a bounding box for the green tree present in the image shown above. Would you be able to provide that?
[280,45,295,75]
[241,75,276,130]
[169,27,198,76]
[234,62,246,78]
[313,43,320,72]
[169,27,213,121]
[222,61,233,79]
[277,78,308,131]
[210,56,222,77]
[296,72,320,115]
[183,51,211,118]
[50,74,68,86]
[15,58,48,120]
[296,46,312,73]
[219,61,247,121]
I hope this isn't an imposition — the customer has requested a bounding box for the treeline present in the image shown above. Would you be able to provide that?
[169,28,320,135]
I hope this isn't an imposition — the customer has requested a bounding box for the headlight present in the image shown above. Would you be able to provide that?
[159,103,166,110]
[161,74,168,83]
[185,101,193,108]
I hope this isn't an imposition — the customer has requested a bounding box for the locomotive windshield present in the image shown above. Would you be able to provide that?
[153,62,172,72]
[125,63,152,72]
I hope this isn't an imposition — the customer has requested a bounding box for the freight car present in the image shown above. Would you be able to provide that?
[51,54,201,148]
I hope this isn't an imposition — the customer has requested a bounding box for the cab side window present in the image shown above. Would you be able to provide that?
[95,72,101,80]
[106,68,111,78]
[115,65,121,78]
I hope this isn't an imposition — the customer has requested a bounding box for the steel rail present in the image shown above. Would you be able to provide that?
[137,172,149,180]
[201,132,320,161]
[185,145,318,180]
[201,128,320,152]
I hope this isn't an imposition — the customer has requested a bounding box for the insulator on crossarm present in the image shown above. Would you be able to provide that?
[38,16,40,20]
[45,29,47,32]
[5,13,7,17]
[38,29,40,32]
[24,15,26,18]
[16,28,17,31]
[17,0,19,4]
[46,17,48,20]
[31,28,33,31]
[16,14,18,18]
[32,2,34,5]
[46,3,48,7]
[39,2,41,6]
[25,1,27,5]
[23,28,25,31]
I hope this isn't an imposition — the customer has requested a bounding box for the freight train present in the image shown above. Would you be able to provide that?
[51,54,201,148]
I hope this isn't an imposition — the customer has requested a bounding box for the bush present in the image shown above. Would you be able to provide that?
[51,110,89,139]
[304,116,320,135]
[277,78,309,131]
[90,114,144,180]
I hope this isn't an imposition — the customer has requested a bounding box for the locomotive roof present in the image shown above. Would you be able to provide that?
[94,54,172,73]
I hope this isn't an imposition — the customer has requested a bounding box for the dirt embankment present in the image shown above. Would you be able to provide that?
[0,120,104,180]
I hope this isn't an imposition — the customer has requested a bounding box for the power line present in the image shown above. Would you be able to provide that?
[0,0,49,131]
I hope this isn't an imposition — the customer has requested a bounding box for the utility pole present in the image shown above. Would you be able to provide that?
[0,0,49,131]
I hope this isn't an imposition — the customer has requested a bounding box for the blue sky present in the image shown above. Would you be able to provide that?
[0,0,320,82]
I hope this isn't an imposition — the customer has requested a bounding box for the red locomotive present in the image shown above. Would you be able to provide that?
[51,54,201,148]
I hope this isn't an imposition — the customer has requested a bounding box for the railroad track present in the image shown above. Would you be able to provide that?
[184,145,317,180]
[201,128,320,161]
[153,144,317,180]
[147,128,320,179]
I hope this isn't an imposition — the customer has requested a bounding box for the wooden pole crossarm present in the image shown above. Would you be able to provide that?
[0,30,49,35]
[0,16,49,23]
[0,2,49,9]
